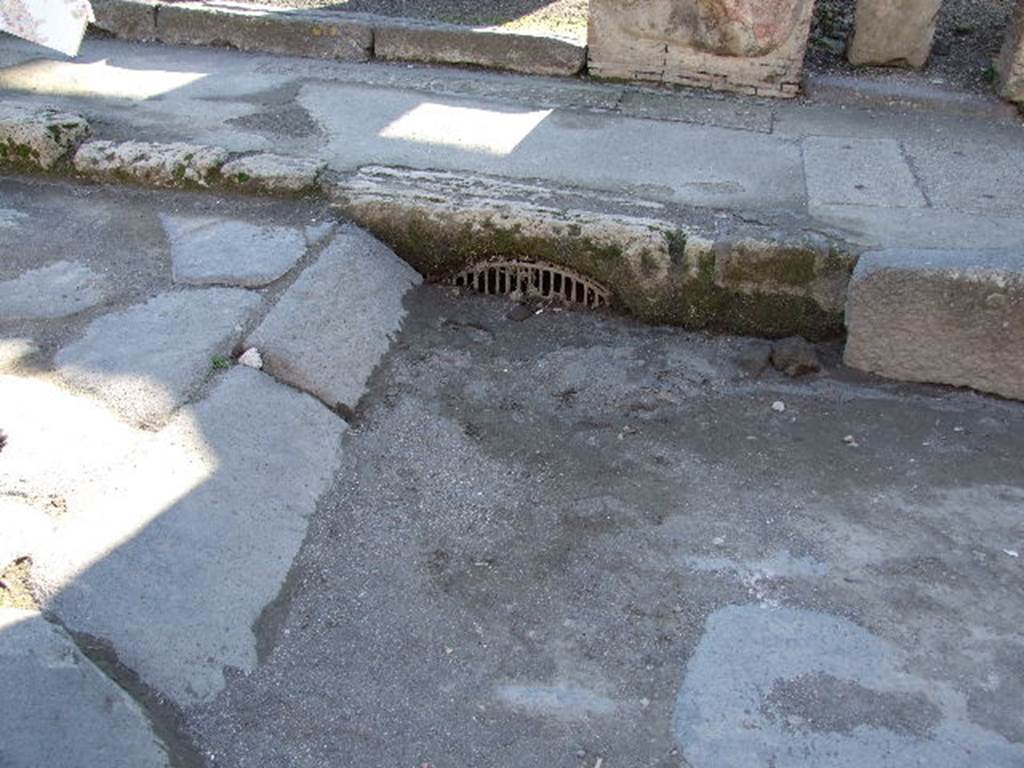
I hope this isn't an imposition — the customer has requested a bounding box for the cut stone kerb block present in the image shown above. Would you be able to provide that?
[844,249,1024,402]
[996,0,1024,105]
[586,0,816,97]
[848,0,942,69]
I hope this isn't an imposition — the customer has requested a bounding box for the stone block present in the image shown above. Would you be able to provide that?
[587,0,815,97]
[162,214,308,287]
[247,227,421,412]
[0,104,89,171]
[848,0,941,69]
[996,0,1024,105]
[844,249,1024,401]
[220,152,325,194]
[374,19,586,76]
[89,0,158,41]
[156,3,373,61]
[73,140,228,187]
[36,368,346,705]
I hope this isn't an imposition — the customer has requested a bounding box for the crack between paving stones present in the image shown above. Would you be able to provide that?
[898,141,933,208]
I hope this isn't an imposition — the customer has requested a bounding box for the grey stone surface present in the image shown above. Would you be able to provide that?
[0,104,89,170]
[248,227,421,411]
[156,2,373,61]
[34,367,346,706]
[299,83,806,211]
[848,0,941,69]
[73,140,228,187]
[803,137,926,208]
[676,605,1022,766]
[0,608,169,768]
[89,0,158,41]
[996,0,1024,104]
[375,19,585,77]
[844,249,1024,401]
[220,152,325,193]
[161,214,307,287]
[55,288,261,427]
[0,261,108,320]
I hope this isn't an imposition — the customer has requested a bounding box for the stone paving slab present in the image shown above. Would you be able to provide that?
[844,249,1024,401]
[162,213,308,287]
[0,608,169,768]
[248,227,422,412]
[0,260,109,320]
[33,367,346,706]
[803,137,926,208]
[55,288,261,427]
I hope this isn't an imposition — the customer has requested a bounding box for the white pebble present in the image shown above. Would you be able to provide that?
[771,400,786,413]
[238,347,263,369]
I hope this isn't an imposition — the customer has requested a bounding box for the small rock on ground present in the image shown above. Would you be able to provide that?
[771,336,822,377]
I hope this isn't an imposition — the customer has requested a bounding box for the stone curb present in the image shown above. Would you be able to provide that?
[844,249,1024,401]
[88,0,586,77]
[3,106,1021,400]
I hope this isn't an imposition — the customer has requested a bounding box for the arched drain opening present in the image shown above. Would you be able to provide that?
[451,260,611,310]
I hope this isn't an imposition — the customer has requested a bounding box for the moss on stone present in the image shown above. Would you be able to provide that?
[719,245,818,288]
[345,204,846,341]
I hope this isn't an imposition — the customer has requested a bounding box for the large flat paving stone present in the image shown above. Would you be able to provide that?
[162,214,308,287]
[248,227,421,412]
[35,367,346,706]
[0,260,109,320]
[844,249,1024,401]
[55,288,261,427]
[0,608,169,768]
[803,137,926,208]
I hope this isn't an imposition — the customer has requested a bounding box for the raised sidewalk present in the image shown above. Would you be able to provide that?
[1,32,1022,399]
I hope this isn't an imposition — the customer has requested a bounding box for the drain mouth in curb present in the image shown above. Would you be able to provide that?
[450,259,611,310]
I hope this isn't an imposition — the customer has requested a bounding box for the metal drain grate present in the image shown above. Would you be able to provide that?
[452,260,611,310]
